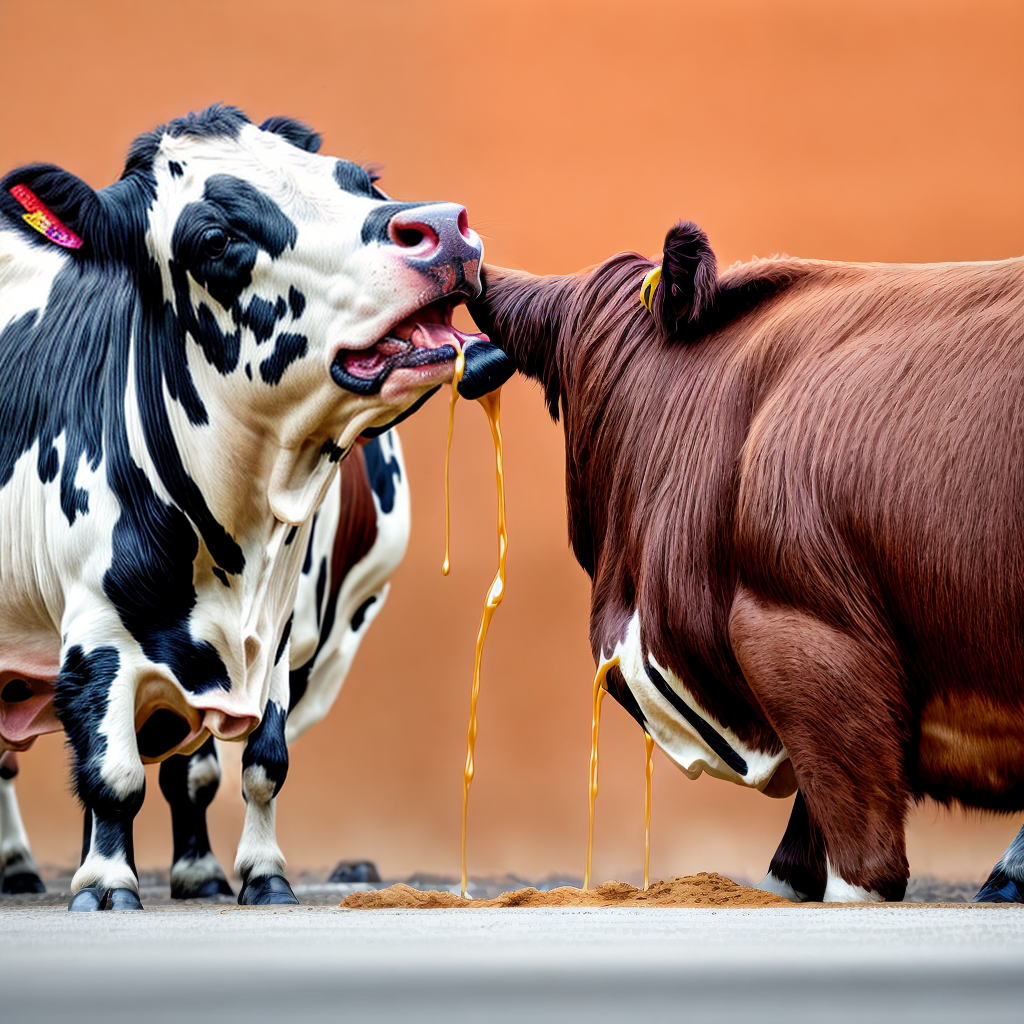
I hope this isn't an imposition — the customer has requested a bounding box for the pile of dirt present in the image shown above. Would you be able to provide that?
[341,872,788,909]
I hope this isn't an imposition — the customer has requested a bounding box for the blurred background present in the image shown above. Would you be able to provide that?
[1,0,1022,887]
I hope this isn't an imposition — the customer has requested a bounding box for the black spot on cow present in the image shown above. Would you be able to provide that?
[170,175,297,326]
[167,161,184,179]
[361,436,401,514]
[360,201,424,245]
[53,646,122,810]
[284,525,298,546]
[260,115,322,154]
[212,567,230,588]
[288,285,305,319]
[245,363,252,380]
[275,614,293,665]
[320,438,343,463]
[334,160,377,198]
[260,332,307,384]
[350,595,377,631]
[315,557,327,628]
[240,294,282,343]
[241,702,289,797]
[301,515,317,574]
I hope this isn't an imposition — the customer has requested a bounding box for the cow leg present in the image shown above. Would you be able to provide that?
[158,739,234,899]
[0,754,46,894]
[757,791,826,902]
[235,660,296,905]
[974,820,1024,903]
[730,588,910,902]
[58,647,146,911]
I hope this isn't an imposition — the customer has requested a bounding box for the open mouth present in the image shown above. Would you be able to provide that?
[330,297,483,396]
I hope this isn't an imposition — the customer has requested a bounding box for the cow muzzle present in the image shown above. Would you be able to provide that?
[387,202,483,297]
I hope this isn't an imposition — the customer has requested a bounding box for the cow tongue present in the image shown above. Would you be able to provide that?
[408,322,488,352]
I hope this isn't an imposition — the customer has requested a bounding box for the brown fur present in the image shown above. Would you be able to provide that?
[469,231,1024,900]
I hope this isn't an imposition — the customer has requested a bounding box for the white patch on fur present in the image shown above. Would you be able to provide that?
[186,751,221,804]
[71,813,139,894]
[234,764,285,881]
[170,850,228,888]
[823,857,883,902]
[610,611,787,789]
[756,871,804,902]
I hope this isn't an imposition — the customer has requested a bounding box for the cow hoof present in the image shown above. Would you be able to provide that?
[171,875,235,900]
[239,874,298,906]
[108,888,144,910]
[69,886,107,911]
[973,869,1023,903]
[2,871,46,894]
[328,860,381,884]
[69,886,144,911]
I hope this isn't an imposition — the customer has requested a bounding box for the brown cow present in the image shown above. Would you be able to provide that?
[468,224,1024,902]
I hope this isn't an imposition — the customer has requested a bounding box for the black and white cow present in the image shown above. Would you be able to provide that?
[0,104,509,910]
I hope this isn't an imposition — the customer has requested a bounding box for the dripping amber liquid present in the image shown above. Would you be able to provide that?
[583,656,619,892]
[441,342,465,576]
[644,730,654,891]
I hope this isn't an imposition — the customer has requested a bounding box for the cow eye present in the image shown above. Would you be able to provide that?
[202,227,229,259]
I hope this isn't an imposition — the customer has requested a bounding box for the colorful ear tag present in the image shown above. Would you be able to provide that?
[9,185,83,249]
[640,265,661,313]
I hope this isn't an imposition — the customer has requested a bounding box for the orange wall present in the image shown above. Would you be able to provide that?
[1,0,1022,885]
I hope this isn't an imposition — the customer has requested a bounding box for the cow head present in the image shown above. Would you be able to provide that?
[2,104,498,525]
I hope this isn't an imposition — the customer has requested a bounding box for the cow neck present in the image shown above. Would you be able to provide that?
[583,655,618,891]
[445,382,508,900]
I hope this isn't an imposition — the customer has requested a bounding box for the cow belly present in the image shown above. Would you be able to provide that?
[916,692,1024,809]
[611,611,787,790]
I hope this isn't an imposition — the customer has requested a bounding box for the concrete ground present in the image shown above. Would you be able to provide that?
[2,896,1022,1023]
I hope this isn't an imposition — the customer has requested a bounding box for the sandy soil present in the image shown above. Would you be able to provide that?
[341,872,788,909]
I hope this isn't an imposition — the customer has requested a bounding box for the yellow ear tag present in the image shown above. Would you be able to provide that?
[640,266,662,313]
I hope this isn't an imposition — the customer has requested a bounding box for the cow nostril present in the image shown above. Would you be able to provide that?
[395,227,425,247]
[457,208,470,239]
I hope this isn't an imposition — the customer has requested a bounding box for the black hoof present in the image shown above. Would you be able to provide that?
[328,860,381,884]
[2,871,46,894]
[171,875,235,899]
[973,868,1023,903]
[239,874,298,906]
[69,886,107,911]
[108,888,143,910]
[69,886,143,911]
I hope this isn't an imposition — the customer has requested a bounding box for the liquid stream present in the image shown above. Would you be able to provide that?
[583,656,654,893]
[441,349,508,899]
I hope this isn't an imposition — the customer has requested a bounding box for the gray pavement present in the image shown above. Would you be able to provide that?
[2,902,1022,1023]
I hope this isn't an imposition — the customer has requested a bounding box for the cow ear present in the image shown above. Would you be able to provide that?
[1,163,102,256]
[656,220,718,332]
[259,116,322,154]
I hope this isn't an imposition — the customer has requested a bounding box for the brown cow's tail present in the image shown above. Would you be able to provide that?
[655,221,719,336]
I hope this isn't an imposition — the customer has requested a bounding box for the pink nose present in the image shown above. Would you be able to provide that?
[203,709,259,741]
[387,203,474,259]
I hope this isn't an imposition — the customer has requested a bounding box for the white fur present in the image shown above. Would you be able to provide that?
[823,857,883,902]
[170,850,228,889]
[608,611,788,789]
[756,871,804,902]
[286,430,410,743]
